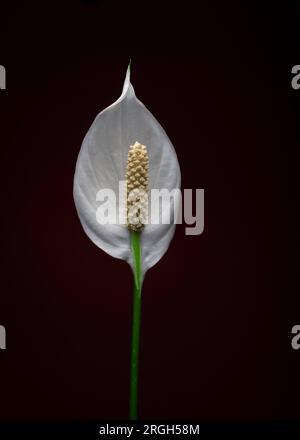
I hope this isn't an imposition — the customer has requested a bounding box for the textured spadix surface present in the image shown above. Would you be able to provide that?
[73,66,181,280]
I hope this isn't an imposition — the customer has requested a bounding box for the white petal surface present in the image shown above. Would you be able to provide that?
[73,66,181,280]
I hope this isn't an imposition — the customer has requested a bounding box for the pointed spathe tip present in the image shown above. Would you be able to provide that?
[128,58,132,72]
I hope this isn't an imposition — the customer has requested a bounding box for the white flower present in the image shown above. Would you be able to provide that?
[73,64,181,281]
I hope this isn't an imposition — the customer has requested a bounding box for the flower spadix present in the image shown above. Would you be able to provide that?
[126,141,149,231]
[73,65,181,280]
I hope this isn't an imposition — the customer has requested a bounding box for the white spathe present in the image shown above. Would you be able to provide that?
[73,65,181,280]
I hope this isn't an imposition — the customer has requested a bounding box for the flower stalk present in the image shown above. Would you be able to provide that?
[130,229,142,420]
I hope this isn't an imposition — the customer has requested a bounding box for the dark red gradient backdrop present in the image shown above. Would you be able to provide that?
[0,0,298,420]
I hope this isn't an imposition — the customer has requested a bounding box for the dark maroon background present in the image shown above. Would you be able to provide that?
[0,0,298,420]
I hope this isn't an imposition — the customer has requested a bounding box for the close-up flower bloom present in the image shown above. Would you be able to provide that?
[73,64,181,281]
[73,63,181,419]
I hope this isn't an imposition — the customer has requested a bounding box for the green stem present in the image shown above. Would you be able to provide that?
[130,230,142,420]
